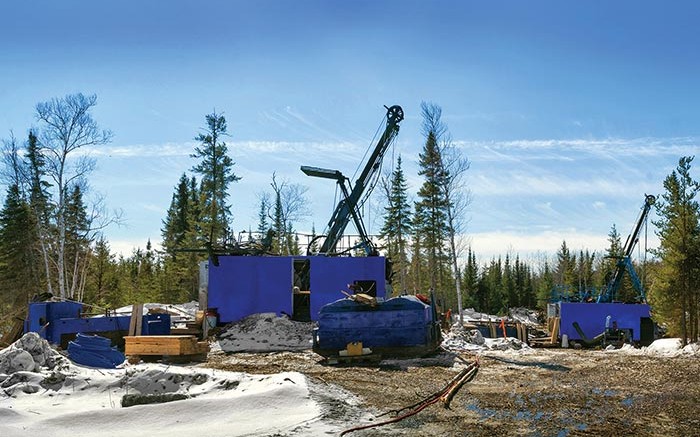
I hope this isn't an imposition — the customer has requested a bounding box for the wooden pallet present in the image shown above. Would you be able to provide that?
[125,335,209,363]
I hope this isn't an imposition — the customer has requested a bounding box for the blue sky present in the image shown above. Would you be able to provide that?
[1,1,698,262]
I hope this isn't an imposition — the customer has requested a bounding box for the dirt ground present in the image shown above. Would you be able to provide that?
[205,348,700,437]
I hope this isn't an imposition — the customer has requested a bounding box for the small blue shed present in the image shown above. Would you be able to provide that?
[558,302,652,343]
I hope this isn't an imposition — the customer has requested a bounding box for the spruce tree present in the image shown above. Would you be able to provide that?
[651,156,700,344]
[191,112,240,245]
[25,130,54,295]
[256,195,270,237]
[84,235,117,308]
[463,248,480,308]
[63,185,90,299]
[379,155,412,294]
[162,173,192,254]
[415,105,450,295]
[0,184,38,307]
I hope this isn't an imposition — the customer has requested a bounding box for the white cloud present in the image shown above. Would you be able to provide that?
[108,239,162,257]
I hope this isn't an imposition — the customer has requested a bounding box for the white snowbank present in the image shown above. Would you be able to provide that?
[606,338,700,357]
[0,333,360,437]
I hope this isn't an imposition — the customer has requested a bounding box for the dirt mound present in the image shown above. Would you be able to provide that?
[217,313,314,352]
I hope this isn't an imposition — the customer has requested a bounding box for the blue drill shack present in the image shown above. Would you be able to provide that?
[24,301,170,348]
[556,302,654,345]
[206,255,387,324]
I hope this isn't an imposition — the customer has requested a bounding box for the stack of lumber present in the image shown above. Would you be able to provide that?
[530,316,560,347]
[124,335,209,363]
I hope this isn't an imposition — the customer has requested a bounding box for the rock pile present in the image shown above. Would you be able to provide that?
[0,332,62,374]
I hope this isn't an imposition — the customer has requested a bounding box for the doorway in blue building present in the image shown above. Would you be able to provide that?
[292,259,311,321]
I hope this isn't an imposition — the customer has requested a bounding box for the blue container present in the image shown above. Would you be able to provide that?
[313,296,441,358]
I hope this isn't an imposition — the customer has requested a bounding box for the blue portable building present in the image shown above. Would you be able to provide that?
[206,255,388,324]
[557,302,653,344]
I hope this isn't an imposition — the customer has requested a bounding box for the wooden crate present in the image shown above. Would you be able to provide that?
[124,335,209,356]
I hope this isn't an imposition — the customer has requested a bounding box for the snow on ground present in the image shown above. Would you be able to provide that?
[4,306,698,437]
[216,313,314,353]
[606,338,700,357]
[0,333,362,437]
[109,301,199,322]
[440,323,533,355]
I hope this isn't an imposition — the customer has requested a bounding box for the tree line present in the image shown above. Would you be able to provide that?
[0,93,698,344]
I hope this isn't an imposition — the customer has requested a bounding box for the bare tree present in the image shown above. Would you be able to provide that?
[438,136,472,324]
[35,93,113,299]
[269,173,311,255]
[1,133,26,188]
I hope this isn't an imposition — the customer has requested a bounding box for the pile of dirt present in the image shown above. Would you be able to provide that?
[216,313,314,353]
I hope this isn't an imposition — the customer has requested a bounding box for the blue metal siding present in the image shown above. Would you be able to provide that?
[559,302,651,341]
[206,255,388,323]
[308,256,386,319]
[208,256,294,323]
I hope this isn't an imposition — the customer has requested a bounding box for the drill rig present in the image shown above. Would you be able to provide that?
[597,194,656,303]
[301,104,404,256]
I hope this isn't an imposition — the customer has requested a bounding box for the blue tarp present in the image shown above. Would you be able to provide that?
[68,333,125,368]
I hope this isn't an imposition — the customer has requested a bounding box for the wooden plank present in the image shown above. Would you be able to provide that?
[550,317,560,344]
[134,304,143,336]
[128,304,144,336]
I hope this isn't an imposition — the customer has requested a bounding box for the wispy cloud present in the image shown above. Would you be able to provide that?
[85,142,197,158]
[456,136,698,162]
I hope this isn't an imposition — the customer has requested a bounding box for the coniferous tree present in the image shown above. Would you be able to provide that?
[483,257,505,314]
[415,103,450,297]
[83,235,117,308]
[191,112,240,245]
[379,155,412,294]
[536,261,555,309]
[64,185,90,300]
[463,248,480,308]
[651,156,700,344]
[161,173,192,254]
[0,184,38,307]
[256,194,271,237]
[555,241,577,292]
[272,190,284,254]
[503,254,516,308]
[309,224,319,255]
[597,225,623,293]
[26,130,55,295]
[409,202,427,292]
